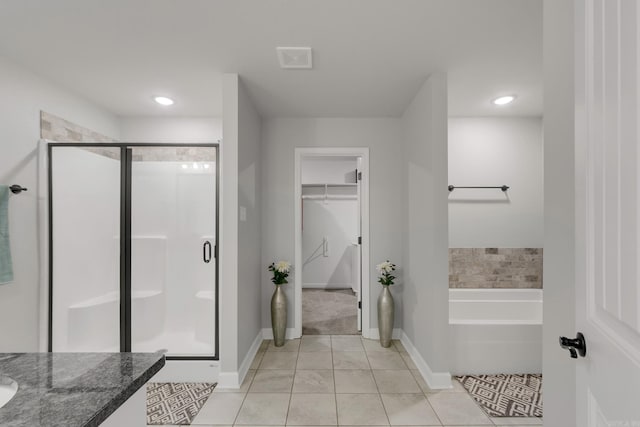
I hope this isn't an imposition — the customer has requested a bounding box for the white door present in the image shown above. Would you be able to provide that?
[575,1,640,424]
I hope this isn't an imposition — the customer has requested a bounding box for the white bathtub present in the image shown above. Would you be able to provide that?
[448,289,542,375]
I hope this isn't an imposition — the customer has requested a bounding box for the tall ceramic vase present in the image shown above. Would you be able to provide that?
[377,285,394,348]
[271,285,287,347]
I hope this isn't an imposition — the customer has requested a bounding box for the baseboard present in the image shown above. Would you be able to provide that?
[262,327,298,340]
[399,330,453,390]
[368,328,403,340]
[238,330,263,386]
[218,330,263,390]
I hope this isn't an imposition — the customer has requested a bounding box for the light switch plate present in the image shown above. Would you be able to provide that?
[240,206,247,222]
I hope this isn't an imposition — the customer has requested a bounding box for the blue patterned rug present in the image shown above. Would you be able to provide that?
[147,382,216,425]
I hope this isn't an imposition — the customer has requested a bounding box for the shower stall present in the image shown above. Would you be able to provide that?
[47,143,218,360]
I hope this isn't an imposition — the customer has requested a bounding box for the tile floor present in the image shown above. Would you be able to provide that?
[186,336,543,427]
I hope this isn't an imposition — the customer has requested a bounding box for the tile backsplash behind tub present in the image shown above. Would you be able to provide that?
[449,248,542,289]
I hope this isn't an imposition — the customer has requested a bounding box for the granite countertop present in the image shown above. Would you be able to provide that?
[0,352,165,427]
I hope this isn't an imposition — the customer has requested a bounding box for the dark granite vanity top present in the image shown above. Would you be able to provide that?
[0,352,165,427]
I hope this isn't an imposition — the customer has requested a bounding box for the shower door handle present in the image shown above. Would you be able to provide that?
[203,241,212,263]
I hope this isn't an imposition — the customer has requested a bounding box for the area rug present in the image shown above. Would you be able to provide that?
[302,289,358,335]
[146,382,216,425]
[456,374,543,418]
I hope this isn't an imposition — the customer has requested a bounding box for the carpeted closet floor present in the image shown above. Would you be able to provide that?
[302,289,359,335]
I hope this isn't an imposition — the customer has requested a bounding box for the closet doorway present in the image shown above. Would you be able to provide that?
[294,148,370,337]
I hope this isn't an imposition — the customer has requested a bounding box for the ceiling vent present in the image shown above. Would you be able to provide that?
[276,47,313,69]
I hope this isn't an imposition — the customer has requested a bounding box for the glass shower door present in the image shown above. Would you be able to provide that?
[129,146,217,357]
[50,146,122,352]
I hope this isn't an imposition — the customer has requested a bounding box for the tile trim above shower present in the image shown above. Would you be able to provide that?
[449,248,543,289]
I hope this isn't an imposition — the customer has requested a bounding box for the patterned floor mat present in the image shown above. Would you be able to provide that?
[456,374,543,418]
[147,382,216,425]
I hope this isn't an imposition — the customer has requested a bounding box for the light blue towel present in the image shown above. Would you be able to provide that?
[0,186,13,285]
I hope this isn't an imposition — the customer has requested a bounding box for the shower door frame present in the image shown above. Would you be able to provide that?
[47,142,220,361]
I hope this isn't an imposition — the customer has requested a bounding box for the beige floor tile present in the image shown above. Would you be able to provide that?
[448,378,468,392]
[409,369,431,393]
[427,392,492,425]
[250,369,295,392]
[235,393,291,425]
[190,392,245,425]
[296,351,333,370]
[286,393,337,425]
[292,370,335,393]
[300,336,332,352]
[362,338,398,353]
[214,370,255,393]
[334,370,378,393]
[367,352,408,370]
[392,340,408,354]
[398,353,418,370]
[490,417,543,425]
[373,370,421,393]
[259,340,271,351]
[331,336,365,351]
[267,339,301,352]
[380,393,441,426]
[250,351,265,370]
[259,351,298,369]
[336,394,389,425]
[332,351,370,369]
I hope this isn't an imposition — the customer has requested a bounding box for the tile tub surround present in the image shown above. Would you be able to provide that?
[449,248,543,289]
[0,352,165,427]
[189,336,542,426]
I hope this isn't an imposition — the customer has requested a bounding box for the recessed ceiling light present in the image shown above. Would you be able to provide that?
[154,96,174,106]
[492,95,516,106]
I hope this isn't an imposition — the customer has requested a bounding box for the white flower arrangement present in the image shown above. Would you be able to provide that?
[376,260,396,286]
[274,261,291,274]
[268,261,291,285]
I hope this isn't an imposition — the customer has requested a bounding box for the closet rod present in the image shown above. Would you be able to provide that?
[448,185,509,192]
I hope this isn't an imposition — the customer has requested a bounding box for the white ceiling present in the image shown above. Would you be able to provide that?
[0,0,542,118]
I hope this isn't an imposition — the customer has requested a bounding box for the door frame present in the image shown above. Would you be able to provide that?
[294,147,371,338]
[47,142,220,360]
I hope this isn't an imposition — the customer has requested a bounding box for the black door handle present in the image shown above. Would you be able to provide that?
[203,241,212,264]
[559,332,587,359]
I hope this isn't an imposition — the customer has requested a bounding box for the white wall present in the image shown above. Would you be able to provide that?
[219,74,240,379]
[236,77,262,368]
[448,117,543,248]
[261,118,404,331]
[542,0,576,425]
[302,199,358,289]
[401,72,450,377]
[120,117,222,143]
[302,157,358,289]
[302,157,358,184]
[0,56,120,352]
